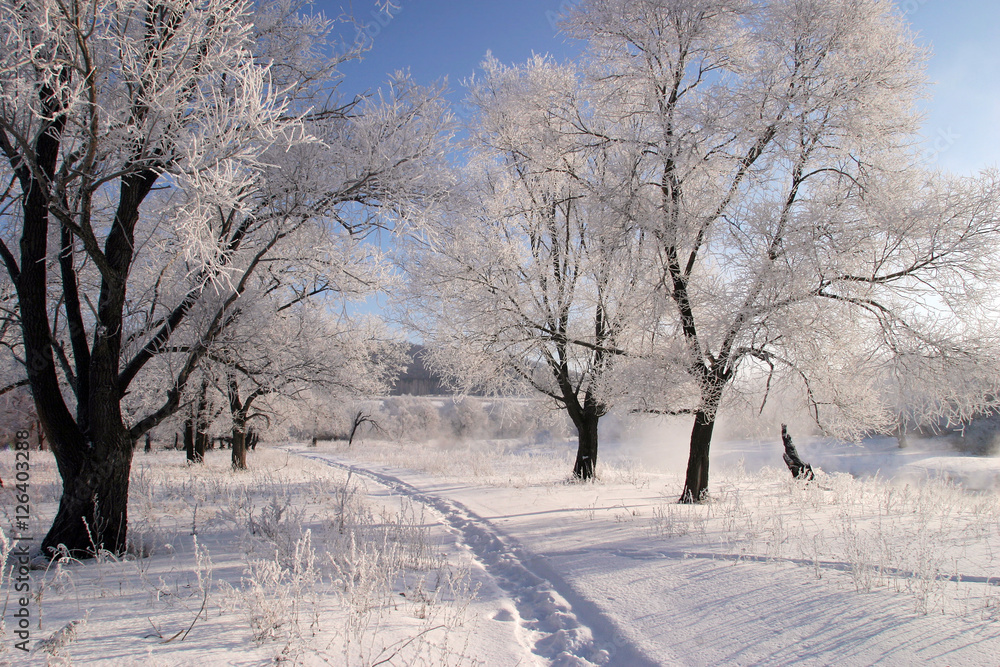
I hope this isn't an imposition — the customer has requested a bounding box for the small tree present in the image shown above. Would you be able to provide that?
[402,56,655,479]
[346,410,379,447]
[213,306,401,470]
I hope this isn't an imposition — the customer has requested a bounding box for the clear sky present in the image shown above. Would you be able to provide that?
[319,0,999,176]
[903,0,1000,175]
[329,0,575,95]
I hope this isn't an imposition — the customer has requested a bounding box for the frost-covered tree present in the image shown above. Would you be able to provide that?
[213,304,401,470]
[401,56,655,479]
[560,0,1000,501]
[0,0,450,555]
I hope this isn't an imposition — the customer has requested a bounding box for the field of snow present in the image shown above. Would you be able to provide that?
[4,429,1000,666]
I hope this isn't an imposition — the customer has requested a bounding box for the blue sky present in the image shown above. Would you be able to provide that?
[905,0,1000,174]
[321,0,999,176]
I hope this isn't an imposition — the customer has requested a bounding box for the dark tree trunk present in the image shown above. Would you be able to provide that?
[679,382,725,503]
[144,432,151,453]
[231,415,247,470]
[195,430,208,460]
[780,424,814,480]
[572,411,600,480]
[679,408,716,503]
[347,412,361,446]
[226,376,259,470]
[184,417,199,463]
[17,114,156,556]
[3,8,273,560]
[41,433,133,556]
[12,95,138,556]
[188,380,210,461]
[347,410,376,447]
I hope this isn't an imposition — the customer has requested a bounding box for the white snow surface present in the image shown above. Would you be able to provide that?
[4,432,1000,665]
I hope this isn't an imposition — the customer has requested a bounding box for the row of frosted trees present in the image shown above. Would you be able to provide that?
[2,0,999,557]
[0,0,449,555]
[401,0,1000,500]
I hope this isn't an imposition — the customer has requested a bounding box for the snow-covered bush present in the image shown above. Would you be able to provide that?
[336,396,572,445]
[384,396,444,441]
[443,398,490,440]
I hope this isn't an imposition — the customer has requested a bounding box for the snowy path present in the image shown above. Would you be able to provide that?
[295,450,662,667]
[292,444,1000,667]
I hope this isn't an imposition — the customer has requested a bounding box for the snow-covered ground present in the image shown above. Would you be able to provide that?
[4,430,1000,665]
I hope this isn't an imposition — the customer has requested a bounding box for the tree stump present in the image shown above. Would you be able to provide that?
[781,424,814,481]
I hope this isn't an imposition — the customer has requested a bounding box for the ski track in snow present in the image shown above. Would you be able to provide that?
[295,450,661,667]
[551,547,1000,586]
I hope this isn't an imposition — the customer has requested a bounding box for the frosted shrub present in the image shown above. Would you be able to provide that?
[378,500,437,572]
[385,396,444,441]
[126,465,168,560]
[214,481,308,566]
[444,398,490,440]
[650,503,706,538]
[329,532,389,615]
[3,446,483,665]
[837,510,889,593]
[327,499,437,612]
[203,454,471,659]
[224,531,319,644]
[34,618,87,662]
[253,493,307,559]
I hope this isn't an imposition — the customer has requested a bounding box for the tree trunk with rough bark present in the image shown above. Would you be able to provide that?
[679,409,716,503]
[195,430,208,460]
[231,415,248,470]
[184,417,199,463]
[41,433,133,556]
[780,424,814,480]
[679,386,723,503]
[572,410,601,480]
[9,87,138,557]
[226,376,258,470]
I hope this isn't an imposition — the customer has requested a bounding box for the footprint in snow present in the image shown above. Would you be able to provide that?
[493,608,516,622]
